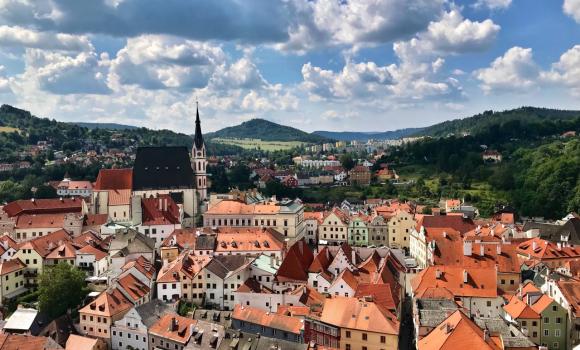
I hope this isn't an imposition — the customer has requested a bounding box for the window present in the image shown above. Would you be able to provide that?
[345,331,351,338]
[345,345,350,350]
[544,317,549,324]
[553,342,559,349]
[544,329,550,336]
[522,321,527,327]
[486,301,492,307]
[552,305,558,312]
[380,336,386,343]
[555,329,561,337]
[362,333,367,341]
[556,317,562,324]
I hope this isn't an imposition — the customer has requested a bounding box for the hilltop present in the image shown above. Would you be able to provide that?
[71,122,138,130]
[417,107,580,137]
[205,118,329,143]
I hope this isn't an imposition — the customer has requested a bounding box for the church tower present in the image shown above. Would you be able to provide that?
[192,103,207,200]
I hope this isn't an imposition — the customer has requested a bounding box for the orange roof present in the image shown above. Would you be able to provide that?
[332,268,360,291]
[65,334,100,350]
[215,228,283,253]
[446,199,461,208]
[205,200,280,215]
[557,280,580,317]
[304,211,324,223]
[45,241,77,260]
[354,283,396,312]
[161,228,197,249]
[323,207,349,225]
[18,229,72,257]
[503,296,540,319]
[80,288,132,317]
[529,294,555,314]
[276,240,314,282]
[319,297,399,335]
[0,258,26,275]
[517,237,580,260]
[93,168,132,190]
[0,235,18,250]
[0,334,61,350]
[60,181,93,190]
[77,244,108,261]
[122,255,156,281]
[308,246,332,273]
[117,273,150,302]
[232,305,304,334]
[157,251,209,283]
[141,195,180,226]
[411,266,498,299]
[149,313,197,345]
[417,215,476,235]
[14,213,68,229]
[108,189,131,206]
[2,198,82,217]
[418,310,502,350]
[84,213,108,226]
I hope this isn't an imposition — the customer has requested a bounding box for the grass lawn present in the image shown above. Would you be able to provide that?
[0,126,20,133]
[211,137,304,151]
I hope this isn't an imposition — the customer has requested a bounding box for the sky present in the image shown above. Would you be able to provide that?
[0,0,579,133]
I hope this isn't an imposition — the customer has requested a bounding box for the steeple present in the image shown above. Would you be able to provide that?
[193,102,204,150]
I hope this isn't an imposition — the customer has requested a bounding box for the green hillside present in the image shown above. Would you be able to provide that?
[418,107,580,137]
[206,118,329,143]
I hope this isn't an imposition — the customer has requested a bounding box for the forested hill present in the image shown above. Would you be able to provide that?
[417,107,580,137]
[205,118,329,143]
[72,122,138,130]
[313,127,424,141]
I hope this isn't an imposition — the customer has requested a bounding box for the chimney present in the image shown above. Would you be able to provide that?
[443,231,447,239]
[164,198,168,212]
[169,317,176,332]
[351,250,356,265]
[325,248,330,260]
[496,244,502,255]
[532,240,537,251]
[557,242,562,250]
[159,198,163,210]
[190,323,196,336]
[463,269,468,283]
[479,245,485,257]
[463,241,472,256]
[435,268,442,279]
[298,240,304,255]
[483,329,489,342]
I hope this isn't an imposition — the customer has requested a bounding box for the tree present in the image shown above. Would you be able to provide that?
[38,262,88,318]
[340,154,355,171]
[35,185,57,199]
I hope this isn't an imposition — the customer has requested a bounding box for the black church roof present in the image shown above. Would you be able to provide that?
[132,146,195,190]
[194,106,204,150]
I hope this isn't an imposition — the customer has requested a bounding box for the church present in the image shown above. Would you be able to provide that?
[90,105,208,228]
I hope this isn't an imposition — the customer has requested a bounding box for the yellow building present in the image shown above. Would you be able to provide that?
[0,259,27,305]
[319,297,399,350]
[319,208,349,245]
[79,288,133,345]
[386,210,415,249]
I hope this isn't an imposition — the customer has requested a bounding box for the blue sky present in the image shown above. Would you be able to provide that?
[0,0,579,133]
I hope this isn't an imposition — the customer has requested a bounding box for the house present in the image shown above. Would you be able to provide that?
[308,297,399,350]
[319,208,349,245]
[201,255,253,310]
[214,227,285,259]
[444,199,461,213]
[2,307,49,335]
[483,150,502,163]
[367,214,388,247]
[411,266,503,319]
[119,256,156,290]
[0,235,18,262]
[108,229,155,272]
[348,214,370,247]
[116,273,150,306]
[11,212,83,242]
[274,240,314,292]
[0,334,62,349]
[56,177,93,198]
[349,165,371,186]
[76,245,109,276]
[232,305,304,343]
[91,168,136,224]
[65,334,106,350]
[44,241,77,266]
[136,195,182,248]
[156,251,209,304]
[234,279,324,313]
[111,299,174,350]
[148,313,223,350]
[203,199,306,243]
[548,279,580,347]
[79,288,133,345]
[503,295,542,344]
[0,259,26,305]
[517,237,580,268]
[418,310,502,350]
[304,211,323,245]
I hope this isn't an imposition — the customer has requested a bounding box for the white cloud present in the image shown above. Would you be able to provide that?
[475,47,540,93]
[109,35,225,90]
[541,45,580,95]
[0,25,92,51]
[564,0,580,22]
[393,9,500,62]
[22,49,111,94]
[473,0,512,10]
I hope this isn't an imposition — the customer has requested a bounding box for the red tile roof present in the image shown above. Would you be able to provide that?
[517,237,580,261]
[417,215,476,234]
[77,244,108,261]
[417,310,502,350]
[557,280,580,317]
[2,198,82,217]
[18,229,72,257]
[411,266,498,299]
[503,295,540,319]
[319,297,399,335]
[122,255,156,281]
[83,213,109,227]
[141,195,180,226]
[232,305,304,335]
[161,228,197,249]
[0,258,26,275]
[215,228,284,254]
[275,240,314,282]
[157,252,208,283]
[149,313,197,345]
[354,283,397,312]
[79,288,132,318]
[93,168,133,190]
[45,241,77,260]
[117,273,150,302]
[0,334,61,350]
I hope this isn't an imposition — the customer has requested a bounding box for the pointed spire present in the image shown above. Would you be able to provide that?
[193,101,204,150]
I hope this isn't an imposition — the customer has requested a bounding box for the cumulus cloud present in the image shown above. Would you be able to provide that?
[0,25,92,51]
[564,0,580,23]
[109,35,225,90]
[23,49,111,94]
[475,47,540,93]
[541,45,580,95]
[393,9,500,62]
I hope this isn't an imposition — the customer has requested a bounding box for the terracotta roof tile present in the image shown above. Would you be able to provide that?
[275,240,314,282]
[141,195,180,226]
[149,313,197,344]
[502,296,540,319]
[557,280,580,317]
[215,228,284,254]
[411,266,498,299]
[319,297,399,335]
[117,273,150,302]
[2,198,82,217]
[93,168,132,190]
[79,288,132,317]
[232,305,304,335]
[77,244,108,261]
[0,258,26,275]
[18,229,72,257]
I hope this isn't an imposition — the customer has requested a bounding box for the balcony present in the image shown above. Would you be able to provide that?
[24,270,38,278]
